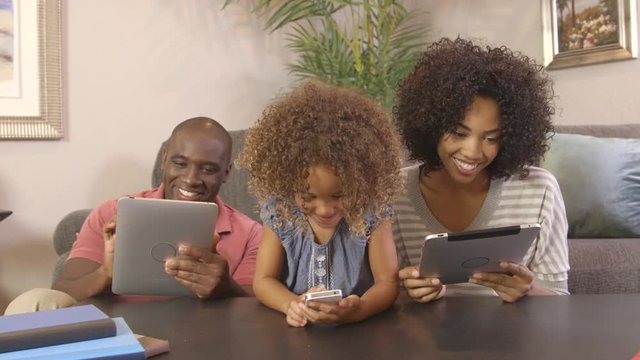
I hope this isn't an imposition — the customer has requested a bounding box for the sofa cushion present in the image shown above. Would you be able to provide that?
[542,133,640,238]
[568,238,640,294]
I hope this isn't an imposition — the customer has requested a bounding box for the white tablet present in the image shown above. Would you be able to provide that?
[418,224,541,284]
[112,197,218,296]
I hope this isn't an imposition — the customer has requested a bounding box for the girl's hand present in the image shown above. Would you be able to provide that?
[302,295,361,324]
[286,297,308,327]
[285,287,333,326]
[399,266,445,303]
[469,262,533,303]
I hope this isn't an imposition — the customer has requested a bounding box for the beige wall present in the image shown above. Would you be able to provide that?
[421,0,640,125]
[1,0,639,311]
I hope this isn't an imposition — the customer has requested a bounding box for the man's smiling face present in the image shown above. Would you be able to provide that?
[161,125,231,203]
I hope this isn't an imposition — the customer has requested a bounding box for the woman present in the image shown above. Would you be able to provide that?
[392,37,570,303]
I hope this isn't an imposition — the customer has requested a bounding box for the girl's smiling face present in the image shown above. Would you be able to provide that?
[437,96,501,185]
[295,164,345,232]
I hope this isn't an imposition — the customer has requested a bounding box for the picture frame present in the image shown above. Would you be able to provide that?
[0,0,62,140]
[542,0,638,70]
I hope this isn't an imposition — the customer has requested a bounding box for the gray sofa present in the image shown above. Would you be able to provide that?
[52,125,640,294]
[543,124,640,293]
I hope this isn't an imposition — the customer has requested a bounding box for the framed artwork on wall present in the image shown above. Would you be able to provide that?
[542,0,638,70]
[0,0,62,140]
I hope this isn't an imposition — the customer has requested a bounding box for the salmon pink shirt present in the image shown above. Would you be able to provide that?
[68,185,261,285]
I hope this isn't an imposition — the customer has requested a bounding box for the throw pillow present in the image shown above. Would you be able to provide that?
[542,133,640,238]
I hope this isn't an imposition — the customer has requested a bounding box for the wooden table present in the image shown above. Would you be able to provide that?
[90,294,640,360]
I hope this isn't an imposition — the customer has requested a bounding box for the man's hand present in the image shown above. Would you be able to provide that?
[101,218,117,280]
[469,261,533,303]
[399,266,445,303]
[164,233,234,299]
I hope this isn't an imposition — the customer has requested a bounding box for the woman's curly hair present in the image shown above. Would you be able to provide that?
[238,80,403,235]
[394,37,555,179]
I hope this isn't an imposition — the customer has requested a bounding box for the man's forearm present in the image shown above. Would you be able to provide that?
[208,275,252,299]
[52,265,112,301]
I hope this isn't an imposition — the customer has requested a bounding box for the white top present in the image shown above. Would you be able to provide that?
[392,164,570,295]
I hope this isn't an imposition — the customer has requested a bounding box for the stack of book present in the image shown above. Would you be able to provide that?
[0,304,167,359]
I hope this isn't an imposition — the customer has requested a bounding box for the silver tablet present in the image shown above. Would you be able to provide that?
[112,197,218,296]
[418,224,541,284]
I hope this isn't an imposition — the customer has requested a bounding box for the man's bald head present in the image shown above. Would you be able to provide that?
[167,117,232,164]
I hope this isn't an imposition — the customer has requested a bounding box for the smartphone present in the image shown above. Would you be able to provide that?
[304,289,343,305]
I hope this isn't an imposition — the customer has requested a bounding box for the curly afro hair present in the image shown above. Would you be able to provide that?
[394,37,555,179]
[239,80,403,235]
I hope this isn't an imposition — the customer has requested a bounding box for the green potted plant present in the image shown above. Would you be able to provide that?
[223,0,428,110]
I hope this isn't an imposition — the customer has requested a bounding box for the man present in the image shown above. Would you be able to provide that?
[5,117,261,314]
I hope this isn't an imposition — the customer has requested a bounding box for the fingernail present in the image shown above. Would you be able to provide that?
[472,273,481,279]
[431,279,440,285]
[179,245,187,254]
[412,270,419,277]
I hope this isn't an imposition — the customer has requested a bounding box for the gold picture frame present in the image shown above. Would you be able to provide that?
[0,0,62,140]
[542,0,638,70]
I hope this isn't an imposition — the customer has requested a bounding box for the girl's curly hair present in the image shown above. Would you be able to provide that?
[238,80,403,235]
[394,37,555,179]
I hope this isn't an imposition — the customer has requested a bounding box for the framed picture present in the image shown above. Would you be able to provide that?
[0,0,62,140]
[542,0,638,70]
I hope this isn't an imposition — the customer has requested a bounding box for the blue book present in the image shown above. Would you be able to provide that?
[0,317,145,360]
[0,305,116,353]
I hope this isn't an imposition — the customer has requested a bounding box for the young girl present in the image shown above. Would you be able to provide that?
[239,80,403,327]
[393,37,570,303]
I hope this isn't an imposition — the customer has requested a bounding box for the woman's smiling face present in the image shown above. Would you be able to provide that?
[437,96,501,185]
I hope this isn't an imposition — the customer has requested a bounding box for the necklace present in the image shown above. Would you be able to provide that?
[308,241,333,290]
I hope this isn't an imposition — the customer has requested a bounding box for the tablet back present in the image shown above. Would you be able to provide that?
[418,224,541,284]
[112,197,218,296]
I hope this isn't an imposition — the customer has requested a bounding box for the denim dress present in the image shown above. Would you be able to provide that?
[260,197,389,296]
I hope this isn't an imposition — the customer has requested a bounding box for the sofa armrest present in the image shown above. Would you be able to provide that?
[51,209,91,284]
[51,251,70,285]
[52,209,92,257]
[555,124,640,138]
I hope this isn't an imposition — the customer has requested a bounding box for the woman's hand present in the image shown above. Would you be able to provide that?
[399,266,445,303]
[469,261,533,303]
